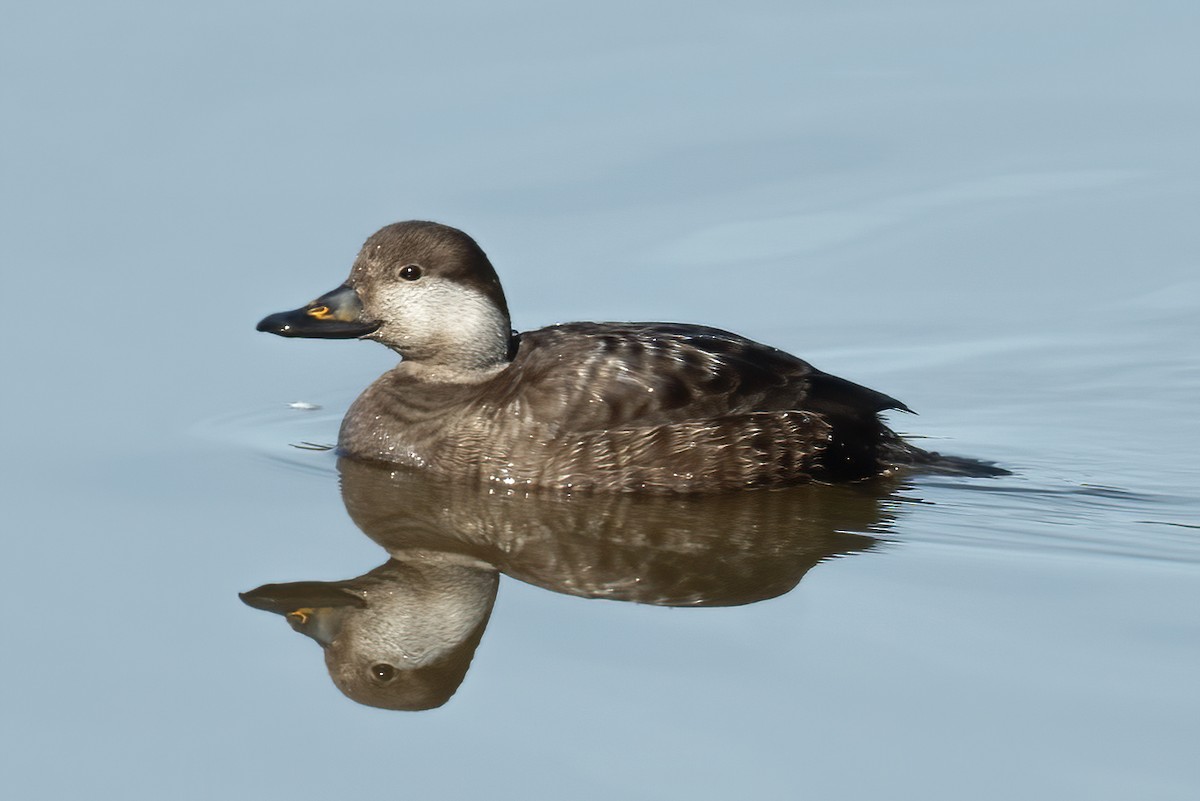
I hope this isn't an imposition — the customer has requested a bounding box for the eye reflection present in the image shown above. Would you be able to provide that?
[371,663,397,682]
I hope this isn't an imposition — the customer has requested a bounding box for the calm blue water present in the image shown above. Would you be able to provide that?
[4,2,1199,799]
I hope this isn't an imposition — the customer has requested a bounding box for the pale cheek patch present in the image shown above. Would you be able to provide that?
[373,278,509,364]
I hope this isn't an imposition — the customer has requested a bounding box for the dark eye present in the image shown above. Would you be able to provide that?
[370,663,397,682]
[399,264,422,281]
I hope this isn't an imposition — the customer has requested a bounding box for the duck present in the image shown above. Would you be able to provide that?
[257,220,996,492]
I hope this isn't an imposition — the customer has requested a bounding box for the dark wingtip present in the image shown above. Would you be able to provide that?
[899,448,1013,477]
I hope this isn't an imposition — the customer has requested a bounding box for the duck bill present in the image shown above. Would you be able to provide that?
[239,581,366,647]
[256,284,380,339]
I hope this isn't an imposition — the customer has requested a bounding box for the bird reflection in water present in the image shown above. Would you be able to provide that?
[241,457,906,710]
